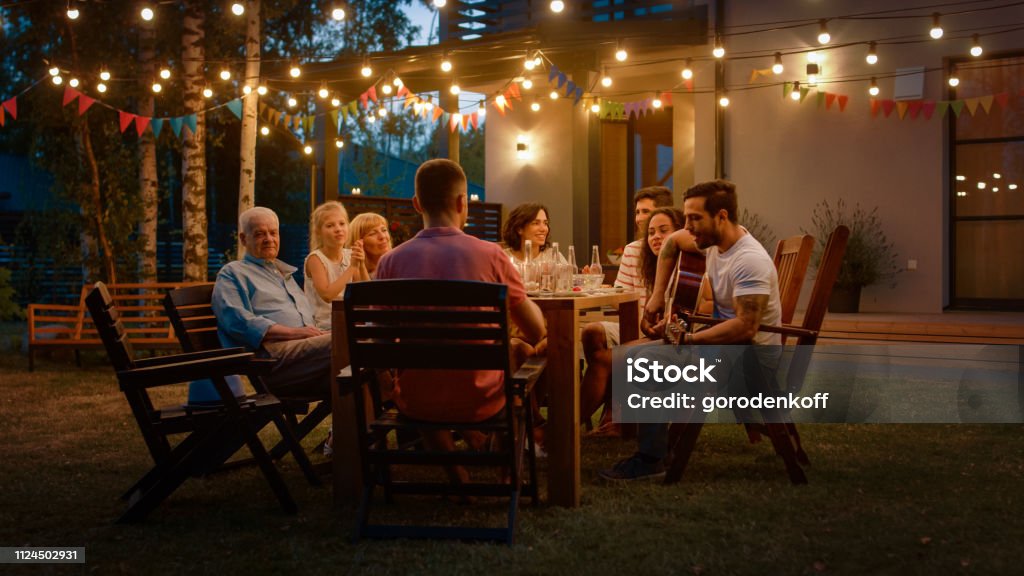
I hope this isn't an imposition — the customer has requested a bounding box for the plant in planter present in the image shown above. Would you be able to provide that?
[739,208,777,255]
[804,199,901,313]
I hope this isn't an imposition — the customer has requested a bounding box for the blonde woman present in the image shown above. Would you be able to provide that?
[348,212,392,279]
[304,201,364,330]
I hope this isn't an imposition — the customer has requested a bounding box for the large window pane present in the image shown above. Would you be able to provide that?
[954,56,1024,140]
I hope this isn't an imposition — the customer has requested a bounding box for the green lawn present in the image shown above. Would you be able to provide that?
[1,348,1022,575]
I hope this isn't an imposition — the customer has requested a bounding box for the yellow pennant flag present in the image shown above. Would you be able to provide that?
[979,95,994,114]
[964,97,980,116]
[896,101,909,119]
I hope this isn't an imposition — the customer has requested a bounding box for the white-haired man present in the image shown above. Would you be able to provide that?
[212,206,331,398]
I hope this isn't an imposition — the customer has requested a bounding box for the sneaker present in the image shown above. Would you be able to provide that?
[598,452,665,482]
[323,426,333,457]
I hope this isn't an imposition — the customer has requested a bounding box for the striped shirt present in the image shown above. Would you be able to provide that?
[613,239,645,292]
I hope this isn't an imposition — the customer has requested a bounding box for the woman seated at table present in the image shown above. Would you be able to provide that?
[582,207,697,435]
[304,201,364,330]
[500,202,558,266]
[348,212,392,280]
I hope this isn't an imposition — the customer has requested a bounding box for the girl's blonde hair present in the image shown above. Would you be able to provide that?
[348,212,391,250]
[309,201,349,251]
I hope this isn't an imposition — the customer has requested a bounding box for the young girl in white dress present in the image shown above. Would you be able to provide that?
[304,201,365,330]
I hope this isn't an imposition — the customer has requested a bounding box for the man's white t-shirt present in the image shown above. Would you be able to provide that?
[706,231,781,345]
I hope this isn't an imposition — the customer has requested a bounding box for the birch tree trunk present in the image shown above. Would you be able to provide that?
[237,0,260,259]
[137,24,158,282]
[181,0,208,281]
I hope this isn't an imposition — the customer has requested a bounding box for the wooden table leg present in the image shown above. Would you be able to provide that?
[618,300,640,342]
[331,303,363,507]
[545,305,580,507]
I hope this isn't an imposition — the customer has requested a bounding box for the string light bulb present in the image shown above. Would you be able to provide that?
[260,126,270,136]
[948,74,959,87]
[335,139,344,148]
[550,0,564,13]
[817,19,830,45]
[866,42,878,65]
[231,3,244,16]
[450,80,461,95]
[140,4,154,21]
[303,145,313,155]
[242,85,252,95]
[681,59,693,80]
[524,52,537,71]
[478,100,487,118]
[49,67,60,77]
[590,101,600,114]
[331,96,341,107]
[970,34,983,57]
[99,68,111,81]
[381,83,392,95]
[531,99,541,112]
[615,42,627,62]
[393,76,403,88]
[256,85,267,95]
[52,75,63,85]
[159,67,171,80]
[712,35,725,58]
[433,0,446,7]
[289,63,301,78]
[219,68,232,81]
[97,83,107,93]
[367,115,376,124]
[66,1,80,20]
[69,77,79,88]
[718,92,729,107]
[652,95,662,109]
[360,59,373,78]
[868,77,879,96]
[318,84,329,99]
[929,13,943,39]
[287,97,297,108]
[772,52,783,75]
[151,81,162,93]
[549,90,559,100]
[789,81,801,100]
[600,68,612,87]
[440,52,453,72]
[203,85,213,98]
[378,107,388,118]
[331,6,345,21]
[522,77,533,90]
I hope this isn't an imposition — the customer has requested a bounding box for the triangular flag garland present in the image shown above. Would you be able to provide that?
[134,116,151,137]
[118,110,135,133]
[2,97,17,119]
[77,95,95,116]
[168,116,184,138]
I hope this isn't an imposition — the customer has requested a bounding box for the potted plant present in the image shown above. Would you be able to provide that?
[804,199,901,313]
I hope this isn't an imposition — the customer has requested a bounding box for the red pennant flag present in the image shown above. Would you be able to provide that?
[908,101,923,120]
[461,114,469,131]
[359,91,369,109]
[825,93,836,110]
[396,85,409,98]
[367,85,378,103]
[994,92,1010,108]
[119,110,136,133]
[881,100,895,117]
[449,114,459,133]
[2,97,16,119]
[432,106,444,123]
[922,101,937,120]
[492,96,507,116]
[870,99,881,117]
[661,92,672,107]
[837,95,848,112]
[0,108,5,127]
[135,116,151,136]
[508,82,521,100]
[77,95,95,116]
[63,87,81,107]
[684,79,693,92]
[470,111,478,130]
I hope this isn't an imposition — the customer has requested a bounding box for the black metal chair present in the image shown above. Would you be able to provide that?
[341,279,546,544]
[85,282,319,523]
[164,283,332,461]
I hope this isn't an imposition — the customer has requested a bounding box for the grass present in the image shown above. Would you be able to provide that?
[1,345,1022,575]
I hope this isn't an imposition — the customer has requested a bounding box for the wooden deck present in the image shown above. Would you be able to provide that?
[815,311,1024,345]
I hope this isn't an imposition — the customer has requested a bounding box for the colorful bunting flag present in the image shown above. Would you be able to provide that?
[964,97,979,116]
[2,97,16,119]
[556,73,567,89]
[825,93,836,110]
[183,114,197,136]
[979,95,994,114]
[470,111,478,130]
[870,99,881,117]
[168,116,184,138]
[782,82,793,100]
[837,95,848,112]
[816,91,826,108]
[367,86,378,103]
[799,87,809,103]
[432,106,444,123]
[151,118,163,138]
[548,65,560,83]
[63,87,80,107]
[508,82,521,101]
[908,101,923,120]
[896,101,909,120]
[994,92,1010,108]
[950,100,965,116]
[565,80,576,98]
[77,95,95,116]
[881,100,895,117]
[226,99,243,119]
[922,101,937,120]
[135,116,151,136]
[119,110,136,133]
[359,91,369,109]
[935,101,949,118]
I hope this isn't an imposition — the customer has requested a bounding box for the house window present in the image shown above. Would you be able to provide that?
[950,54,1024,309]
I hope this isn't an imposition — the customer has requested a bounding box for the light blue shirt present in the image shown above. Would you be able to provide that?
[212,253,316,351]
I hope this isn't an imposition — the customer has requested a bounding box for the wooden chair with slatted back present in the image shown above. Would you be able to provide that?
[85,282,319,523]
[773,234,815,329]
[341,279,546,545]
[664,226,849,485]
[165,284,332,460]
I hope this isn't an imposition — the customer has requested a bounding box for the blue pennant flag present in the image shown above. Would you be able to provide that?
[184,114,197,136]
[574,86,583,104]
[565,80,576,98]
[168,117,184,138]
[226,99,243,119]
[548,64,560,83]
[151,118,163,138]
[557,73,567,89]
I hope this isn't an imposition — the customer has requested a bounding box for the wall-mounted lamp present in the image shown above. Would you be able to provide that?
[470,193,481,202]
[351,187,362,195]
[516,135,533,160]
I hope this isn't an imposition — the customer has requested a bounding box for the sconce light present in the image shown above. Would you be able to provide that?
[351,187,362,195]
[515,135,533,160]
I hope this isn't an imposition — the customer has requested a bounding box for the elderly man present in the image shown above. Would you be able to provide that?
[212,206,331,398]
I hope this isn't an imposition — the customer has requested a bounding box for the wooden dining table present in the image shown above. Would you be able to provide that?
[329,290,641,508]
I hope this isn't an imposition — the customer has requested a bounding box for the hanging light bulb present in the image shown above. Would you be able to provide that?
[335,139,344,148]
[868,77,879,96]
[151,81,162,93]
[289,63,301,78]
[450,80,461,95]
[929,13,943,39]
[478,100,487,118]
[866,42,878,65]
[681,59,693,80]
[600,67,612,87]
[219,68,232,81]
[69,77,80,88]
[424,96,434,111]
[159,67,171,80]
[712,35,725,58]
[549,90,559,100]
[378,107,388,118]
[806,51,820,64]
[231,3,244,16]
[524,52,537,71]
[393,76,403,88]
[970,34,983,57]
[550,0,565,13]
[257,85,267,95]
[260,126,270,136]
[97,83,108,93]
[440,52,453,73]
[531,99,541,112]
[791,81,801,101]
[66,1,80,20]
[522,77,533,90]
[318,84,329,99]
[817,19,831,45]
[652,95,662,109]
[140,4,154,21]
[242,85,252,95]
[590,101,600,114]
[287,96,297,108]
[615,42,628,62]
[367,114,376,124]
[433,0,446,7]
[331,96,341,107]
[718,92,730,107]
[99,68,111,81]
[948,74,959,87]
[360,59,373,78]
[52,75,64,85]
[331,6,345,21]
[49,66,60,77]
[202,85,213,98]
[772,52,783,75]
[303,145,313,155]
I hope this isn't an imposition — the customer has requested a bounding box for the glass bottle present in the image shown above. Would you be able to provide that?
[589,245,603,277]
[567,245,578,274]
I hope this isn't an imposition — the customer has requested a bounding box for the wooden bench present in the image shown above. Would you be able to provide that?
[27,282,204,370]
